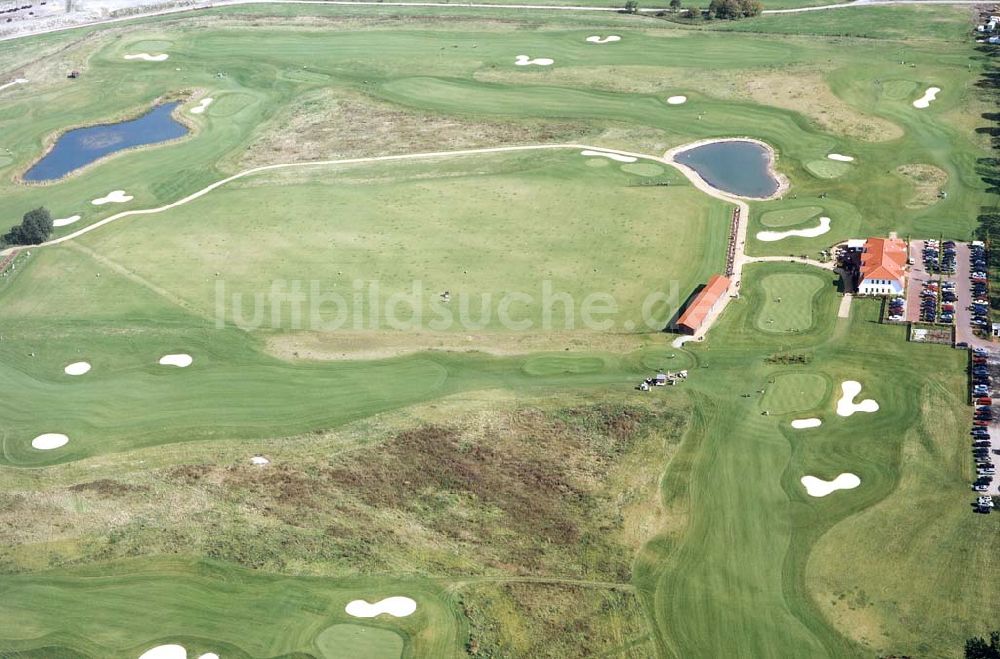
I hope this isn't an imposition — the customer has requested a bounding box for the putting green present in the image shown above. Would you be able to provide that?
[759,206,824,228]
[881,79,919,100]
[756,273,827,333]
[805,160,851,179]
[315,624,403,659]
[761,372,830,415]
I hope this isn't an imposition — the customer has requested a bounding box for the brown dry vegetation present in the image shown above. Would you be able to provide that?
[0,398,687,581]
[895,163,948,209]
[236,89,593,169]
[460,581,655,658]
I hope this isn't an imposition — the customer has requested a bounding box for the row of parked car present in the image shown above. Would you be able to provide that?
[916,279,957,324]
[888,296,905,322]
[971,347,996,499]
[924,239,958,275]
[969,243,992,332]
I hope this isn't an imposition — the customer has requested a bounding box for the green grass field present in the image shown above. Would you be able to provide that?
[0,3,997,658]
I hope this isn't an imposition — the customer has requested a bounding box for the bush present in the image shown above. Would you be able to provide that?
[3,207,53,246]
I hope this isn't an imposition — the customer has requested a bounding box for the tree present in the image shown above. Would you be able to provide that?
[3,207,53,246]
[708,0,760,17]
[966,631,1000,659]
[670,0,682,9]
[624,0,638,12]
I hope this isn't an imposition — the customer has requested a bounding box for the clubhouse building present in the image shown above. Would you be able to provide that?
[857,237,907,296]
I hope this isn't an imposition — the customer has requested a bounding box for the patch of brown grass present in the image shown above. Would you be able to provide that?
[895,164,948,209]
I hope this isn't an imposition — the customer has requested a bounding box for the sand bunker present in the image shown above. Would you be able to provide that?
[913,87,940,109]
[827,153,854,162]
[580,149,637,163]
[756,216,831,242]
[345,596,417,618]
[0,78,27,92]
[791,418,822,429]
[801,473,861,497]
[158,353,193,368]
[667,96,687,105]
[53,214,82,227]
[514,55,554,66]
[138,646,186,659]
[124,53,169,62]
[198,654,219,659]
[31,433,69,450]
[586,35,621,44]
[836,380,879,416]
[251,456,270,465]
[92,190,133,205]
[190,98,214,114]
[64,361,91,375]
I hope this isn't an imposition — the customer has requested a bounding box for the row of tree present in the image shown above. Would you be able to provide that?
[2,207,53,246]
[623,0,762,18]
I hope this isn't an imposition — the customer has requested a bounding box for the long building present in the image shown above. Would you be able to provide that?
[858,237,907,296]
[676,274,731,334]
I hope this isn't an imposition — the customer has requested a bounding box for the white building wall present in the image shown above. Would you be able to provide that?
[858,279,904,296]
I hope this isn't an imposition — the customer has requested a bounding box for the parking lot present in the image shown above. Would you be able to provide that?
[904,239,957,325]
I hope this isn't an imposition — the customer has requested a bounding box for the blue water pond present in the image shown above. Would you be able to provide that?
[24,102,188,182]
[675,140,780,199]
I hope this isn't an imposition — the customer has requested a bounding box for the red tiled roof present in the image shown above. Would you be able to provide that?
[860,237,906,283]
[677,274,730,332]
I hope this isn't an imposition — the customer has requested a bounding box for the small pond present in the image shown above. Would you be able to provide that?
[674,140,780,199]
[24,102,188,182]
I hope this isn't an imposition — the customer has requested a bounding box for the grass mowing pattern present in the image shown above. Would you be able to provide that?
[756,271,827,333]
[761,372,830,415]
[759,205,824,228]
[315,624,404,659]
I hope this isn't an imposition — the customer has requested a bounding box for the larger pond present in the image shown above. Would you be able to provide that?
[24,102,188,182]
[674,140,780,199]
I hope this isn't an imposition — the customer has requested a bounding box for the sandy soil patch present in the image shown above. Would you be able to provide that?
[895,164,947,209]
[801,473,861,497]
[198,654,219,658]
[791,418,822,429]
[515,55,553,66]
[251,455,270,465]
[836,380,879,416]
[756,216,830,242]
[31,433,69,450]
[837,293,853,319]
[53,214,82,227]
[64,361,91,375]
[666,96,687,105]
[190,97,214,114]
[827,153,854,162]
[92,190,133,205]
[0,78,27,92]
[124,53,169,62]
[139,646,186,659]
[913,87,940,109]
[345,596,417,618]
[158,353,193,367]
[580,149,636,163]
[586,35,621,43]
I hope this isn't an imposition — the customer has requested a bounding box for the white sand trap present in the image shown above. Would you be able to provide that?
[667,96,687,105]
[836,380,879,417]
[138,645,186,659]
[756,216,831,242]
[586,35,621,44]
[345,596,417,618]
[32,433,69,450]
[801,473,861,497]
[0,78,27,92]
[92,190,133,205]
[64,361,91,375]
[190,97,214,114]
[827,153,854,162]
[53,214,82,227]
[198,654,219,659]
[913,87,940,109]
[791,418,822,429]
[251,455,270,465]
[124,53,169,62]
[514,55,554,66]
[580,149,636,163]
[159,353,193,368]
